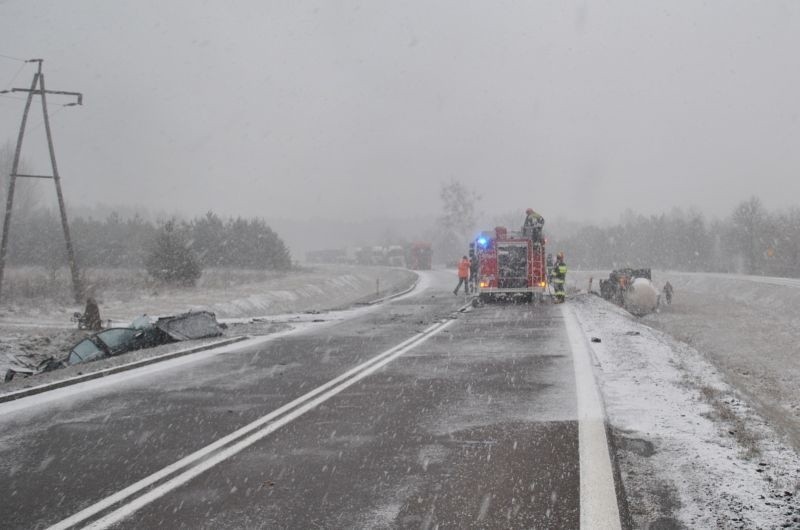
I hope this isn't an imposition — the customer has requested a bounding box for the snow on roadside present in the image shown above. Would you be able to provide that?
[0,266,418,389]
[571,294,800,529]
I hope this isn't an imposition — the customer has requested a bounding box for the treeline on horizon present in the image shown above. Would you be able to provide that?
[4,210,292,271]
[550,196,800,277]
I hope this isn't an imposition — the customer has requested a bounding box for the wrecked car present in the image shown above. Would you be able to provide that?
[66,310,224,367]
[66,326,172,366]
[1,311,226,382]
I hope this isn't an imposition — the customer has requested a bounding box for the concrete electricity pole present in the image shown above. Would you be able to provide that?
[0,59,83,303]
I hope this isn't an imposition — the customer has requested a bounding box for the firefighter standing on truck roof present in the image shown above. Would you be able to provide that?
[523,208,545,244]
[552,252,567,303]
[454,255,470,295]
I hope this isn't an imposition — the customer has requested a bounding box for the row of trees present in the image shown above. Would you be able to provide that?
[431,179,799,278]
[549,197,800,277]
[3,210,293,284]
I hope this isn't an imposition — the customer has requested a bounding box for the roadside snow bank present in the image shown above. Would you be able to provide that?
[571,270,800,454]
[644,272,800,454]
[571,295,800,529]
[0,265,417,325]
[0,266,417,387]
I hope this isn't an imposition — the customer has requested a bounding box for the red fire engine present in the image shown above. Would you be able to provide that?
[472,226,547,303]
[406,242,432,270]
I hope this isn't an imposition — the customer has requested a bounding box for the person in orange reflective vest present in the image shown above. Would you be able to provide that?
[454,255,471,295]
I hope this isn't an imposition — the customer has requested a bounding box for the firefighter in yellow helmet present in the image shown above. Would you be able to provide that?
[552,252,567,303]
[523,208,545,244]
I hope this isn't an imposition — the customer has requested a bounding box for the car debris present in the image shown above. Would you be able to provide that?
[2,311,224,382]
[66,310,224,366]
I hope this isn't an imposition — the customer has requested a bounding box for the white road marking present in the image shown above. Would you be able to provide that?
[1,274,433,417]
[48,318,454,530]
[561,304,622,530]
[0,334,284,417]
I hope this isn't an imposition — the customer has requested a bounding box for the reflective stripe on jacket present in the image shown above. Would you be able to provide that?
[552,263,567,282]
[525,212,544,226]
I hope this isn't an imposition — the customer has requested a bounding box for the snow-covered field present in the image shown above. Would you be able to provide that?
[569,271,800,528]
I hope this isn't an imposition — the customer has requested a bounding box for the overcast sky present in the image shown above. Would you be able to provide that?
[1,0,799,227]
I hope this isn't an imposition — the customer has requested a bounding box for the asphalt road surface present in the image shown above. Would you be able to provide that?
[0,270,622,529]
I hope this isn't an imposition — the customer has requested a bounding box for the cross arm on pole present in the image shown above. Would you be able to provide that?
[10,173,55,180]
[9,87,82,105]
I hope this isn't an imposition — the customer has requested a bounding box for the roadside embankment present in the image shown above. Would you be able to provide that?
[570,269,800,452]
[0,265,418,393]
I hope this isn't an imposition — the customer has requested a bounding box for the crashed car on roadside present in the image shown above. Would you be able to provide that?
[66,310,224,366]
[66,326,172,366]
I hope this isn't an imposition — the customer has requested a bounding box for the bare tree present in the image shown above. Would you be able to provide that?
[434,179,479,265]
[731,196,766,274]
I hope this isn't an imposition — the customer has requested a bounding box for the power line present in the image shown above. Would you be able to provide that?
[28,105,68,132]
[0,60,84,303]
[0,93,29,102]
[0,53,27,63]
[3,61,28,91]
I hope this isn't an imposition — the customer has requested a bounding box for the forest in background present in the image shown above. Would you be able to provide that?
[548,197,800,277]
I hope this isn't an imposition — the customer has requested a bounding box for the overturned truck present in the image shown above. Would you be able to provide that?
[599,268,659,316]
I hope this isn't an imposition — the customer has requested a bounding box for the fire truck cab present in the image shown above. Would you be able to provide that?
[472,226,547,303]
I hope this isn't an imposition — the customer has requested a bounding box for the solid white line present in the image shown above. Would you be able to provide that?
[561,304,622,530]
[0,337,244,403]
[0,335,281,418]
[84,318,454,529]
[48,319,452,530]
[5,274,431,415]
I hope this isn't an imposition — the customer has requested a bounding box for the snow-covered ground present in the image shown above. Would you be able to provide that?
[4,264,799,526]
[569,271,800,528]
[0,265,417,384]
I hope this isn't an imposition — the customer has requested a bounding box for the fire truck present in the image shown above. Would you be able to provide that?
[472,226,548,303]
[406,242,432,270]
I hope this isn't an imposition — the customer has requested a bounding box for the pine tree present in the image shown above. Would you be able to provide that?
[145,220,202,285]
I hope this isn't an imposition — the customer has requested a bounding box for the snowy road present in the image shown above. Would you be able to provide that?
[0,270,623,529]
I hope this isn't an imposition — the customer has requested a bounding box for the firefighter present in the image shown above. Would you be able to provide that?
[523,208,545,244]
[454,255,471,295]
[552,252,567,303]
[469,251,479,291]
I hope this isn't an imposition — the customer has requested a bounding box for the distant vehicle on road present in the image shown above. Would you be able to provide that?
[406,242,432,270]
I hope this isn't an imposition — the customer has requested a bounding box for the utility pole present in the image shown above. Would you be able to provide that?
[0,59,83,303]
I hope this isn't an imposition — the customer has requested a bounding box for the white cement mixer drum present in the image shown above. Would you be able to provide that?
[623,278,659,316]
